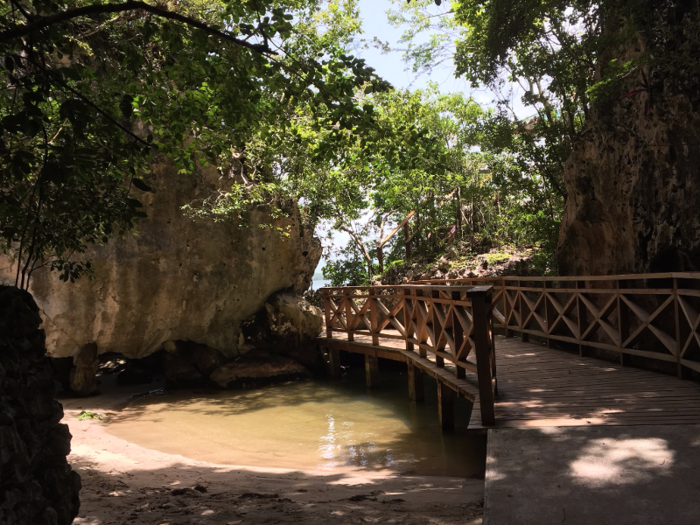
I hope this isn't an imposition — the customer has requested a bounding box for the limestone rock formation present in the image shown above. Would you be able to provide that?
[0,157,322,367]
[0,286,81,525]
[69,343,99,396]
[558,58,700,275]
[240,292,324,370]
[265,293,323,344]
[162,341,228,388]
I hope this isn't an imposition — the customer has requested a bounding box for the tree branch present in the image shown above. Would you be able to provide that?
[9,0,33,21]
[339,225,372,267]
[34,63,152,148]
[378,209,415,248]
[0,1,272,55]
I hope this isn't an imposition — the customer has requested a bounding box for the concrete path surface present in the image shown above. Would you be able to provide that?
[484,425,700,525]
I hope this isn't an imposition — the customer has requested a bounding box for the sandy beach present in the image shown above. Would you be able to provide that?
[61,381,484,525]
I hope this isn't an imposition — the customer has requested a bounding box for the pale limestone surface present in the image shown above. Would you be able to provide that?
[265,292,323,342]
[0,158,321,360]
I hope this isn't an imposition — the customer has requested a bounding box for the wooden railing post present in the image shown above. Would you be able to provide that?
[468,285,496,427]
[431,288,445,367]
[503,279,513,338]
[322,289,333,339]
[544,281,556,348]
[673,278,690,379]
[343,288,353,342]
[576,280,589,357]
[322,289,341,378]
[403,288,414,352]
[365,293,381,390]
[489,292,498,395]
[369,287,379,345]
[452,289,466,379]
[618,280,631,366]
[518,280,529,343]
[418,289,428,358]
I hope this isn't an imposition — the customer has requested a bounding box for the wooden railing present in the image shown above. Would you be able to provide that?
[415,272,700,377]
[321,284,497,425]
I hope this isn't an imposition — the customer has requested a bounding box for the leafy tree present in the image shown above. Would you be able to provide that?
[390,0,700,195]
[0,0,387,288]
[322,241,374,286]
[312,86,563,284]
[388,0,592,202]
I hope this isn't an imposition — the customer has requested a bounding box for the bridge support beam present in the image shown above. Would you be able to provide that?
[437,382,455,431]
[328,347,341,378]
[407,362,424,402]
[365,354,380,388]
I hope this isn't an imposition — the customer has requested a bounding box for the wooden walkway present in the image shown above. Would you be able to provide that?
[318,333,700,432]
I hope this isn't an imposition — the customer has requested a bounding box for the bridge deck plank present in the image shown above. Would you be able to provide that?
[317,334,700,432]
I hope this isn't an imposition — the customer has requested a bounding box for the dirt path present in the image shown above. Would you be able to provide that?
[62,382,484,525]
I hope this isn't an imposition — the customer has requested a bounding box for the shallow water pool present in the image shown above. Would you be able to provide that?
[105,368,486,477]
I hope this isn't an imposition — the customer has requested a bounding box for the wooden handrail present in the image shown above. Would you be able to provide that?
[414,271,700,283]
[321,283,497,425]
[392,272,700,377]
[321,271,700,429]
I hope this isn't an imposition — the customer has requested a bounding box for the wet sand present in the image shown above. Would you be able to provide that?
[62,378,484,525]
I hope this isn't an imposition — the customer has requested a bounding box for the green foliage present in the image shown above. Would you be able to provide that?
[389,0,700,193]
[0,0,388,288]
[379,0,700,278]
[181,181,291,235]
[322,243,373,286]
[5,0,693,290]
[483,252,511,265]
[320,84,563,282]
[77,410,102,422]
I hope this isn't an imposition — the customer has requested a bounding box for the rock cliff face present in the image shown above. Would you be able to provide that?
[0,158,322,365]
[558,56,700,275]
[0,286,81,525]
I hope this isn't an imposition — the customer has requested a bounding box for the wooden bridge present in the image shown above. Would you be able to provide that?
[317,273,700,432]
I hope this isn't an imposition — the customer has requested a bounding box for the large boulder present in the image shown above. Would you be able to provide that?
[265,293,324,343]
[0,286,81,525]
[240,292,324,369]
[0,157,322,363]
[161,340,228,388]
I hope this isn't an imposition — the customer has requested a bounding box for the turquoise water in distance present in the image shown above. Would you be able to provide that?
[105,367,486,478]
[312,278,332,289]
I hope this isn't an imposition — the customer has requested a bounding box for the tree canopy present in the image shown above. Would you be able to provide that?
[4,0,698,288]
[0,0,387,288]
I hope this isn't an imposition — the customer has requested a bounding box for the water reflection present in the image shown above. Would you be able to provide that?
[105,369,486,478]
